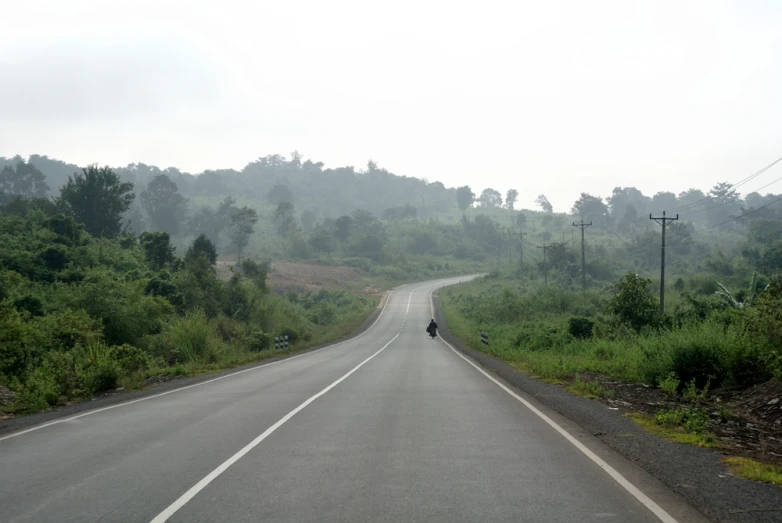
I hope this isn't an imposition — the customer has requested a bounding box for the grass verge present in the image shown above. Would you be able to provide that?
[624,412,719,448]
[722,457,782,485]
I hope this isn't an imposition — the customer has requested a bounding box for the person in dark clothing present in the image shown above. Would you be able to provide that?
[427,318,438,338]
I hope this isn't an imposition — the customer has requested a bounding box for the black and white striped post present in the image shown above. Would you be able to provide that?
[480,332,489,346]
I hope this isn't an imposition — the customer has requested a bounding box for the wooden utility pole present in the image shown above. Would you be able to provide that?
[515,232,527,279]
[572,221,592,291]
[537,244,550,287]
[650,211,679,314]
[497,232,502,268]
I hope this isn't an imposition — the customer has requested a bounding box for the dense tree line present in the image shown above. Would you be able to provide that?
[1,153,780,291]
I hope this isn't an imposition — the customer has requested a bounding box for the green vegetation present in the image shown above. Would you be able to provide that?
[441,271,782,391]
[2,151,782,418]
[625,412,718,448]
[567,375,609,400]
[723,457,782,485]
[0,208,376,414]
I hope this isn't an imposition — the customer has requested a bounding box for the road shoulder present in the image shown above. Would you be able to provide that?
[433,290,782,523]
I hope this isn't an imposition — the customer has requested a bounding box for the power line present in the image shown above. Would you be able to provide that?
[673,155,782,212]
[681,173,782,218]
[694,194,782,233]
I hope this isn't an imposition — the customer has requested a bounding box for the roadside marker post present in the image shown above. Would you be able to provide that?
[480,332,489,346]
[274,336,290,351]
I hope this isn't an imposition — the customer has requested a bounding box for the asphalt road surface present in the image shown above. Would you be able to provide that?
[0,277,703,522]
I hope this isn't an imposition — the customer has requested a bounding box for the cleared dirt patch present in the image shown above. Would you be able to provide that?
[267,262,377,295]
[215,260,376,295]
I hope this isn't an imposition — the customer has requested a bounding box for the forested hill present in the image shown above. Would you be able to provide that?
[0,153,456,220]
[1,151,781,286]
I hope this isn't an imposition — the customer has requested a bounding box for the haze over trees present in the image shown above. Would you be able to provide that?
[1,151,781,288]
[1,149,781,418]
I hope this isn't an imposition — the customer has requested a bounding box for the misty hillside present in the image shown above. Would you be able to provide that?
[2,152,781,290]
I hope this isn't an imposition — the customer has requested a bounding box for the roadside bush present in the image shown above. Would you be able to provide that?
[279,326,310,344]
[246,331,271,352]
[111,344,150,375]
[639,320,761,389]
[158,310,224,364]
[568,317,594,340]
[514,323,566,351]
[31,308,101,353]
[607,273,659,332]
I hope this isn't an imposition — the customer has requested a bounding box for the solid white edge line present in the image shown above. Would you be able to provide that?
[149,332,401,523]
[0,288,398,443]
[429,288,678,523]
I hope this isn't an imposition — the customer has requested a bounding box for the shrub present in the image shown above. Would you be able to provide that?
[568,317,594,340]
[640,320,761,389]
[160,310,223,364]
[111,344,150,374]
[89,359,121,392]
[607,273,659,332]
[658,372,680,397]
[246,331,271,352]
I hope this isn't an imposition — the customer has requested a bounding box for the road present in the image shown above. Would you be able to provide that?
[0,277,700,522]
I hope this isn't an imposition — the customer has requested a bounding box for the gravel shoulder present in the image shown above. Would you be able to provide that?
[433,291,782,523]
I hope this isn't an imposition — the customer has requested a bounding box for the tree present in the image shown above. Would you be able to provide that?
[139,231,176,270]
[515,212,527,229]
[652,191,677,213]
[505,189,519,210]
[300,210,316,234]
[274,202,298,237]
[334,215,353,243]
[187,196,237,248]
[140,174,188,235]
[309,225,334,256]
[0,161,50,197]
[571,193,608,224]
[267,184,293,205]
[229,207,258,263]
[535,194,553,213]
[185,234,218,265]
[382,204,417,221]
[477,188,502,208]
[607,273,659,331]
[58,165,135,237]
[607,187,650,218]
[706,181,742,227]
[618,204,638,233]
[347,210,386,261]
[456,186,475,212]
[667,222,693,254]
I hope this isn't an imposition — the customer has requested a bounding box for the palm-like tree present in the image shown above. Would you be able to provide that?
[715,272,768,309]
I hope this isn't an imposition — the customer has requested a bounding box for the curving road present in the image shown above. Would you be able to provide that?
[0,277,703,522]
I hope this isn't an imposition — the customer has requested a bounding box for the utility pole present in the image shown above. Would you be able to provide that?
[509,232,512,266]
[515,232,527,279]
[650,211,678,314]
[572,221,592,291]
[537,244,550,287]
[497,232,502,268]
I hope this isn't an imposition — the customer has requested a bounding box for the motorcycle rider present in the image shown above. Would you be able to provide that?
[426,318,438,338]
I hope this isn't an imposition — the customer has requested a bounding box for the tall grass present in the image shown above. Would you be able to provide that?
[440,273,775,388]
[162,310,224,364]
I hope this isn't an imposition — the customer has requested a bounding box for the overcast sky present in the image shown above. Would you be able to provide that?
[1,0,780,211]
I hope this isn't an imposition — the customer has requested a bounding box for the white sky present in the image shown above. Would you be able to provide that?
[1,0,780,211]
